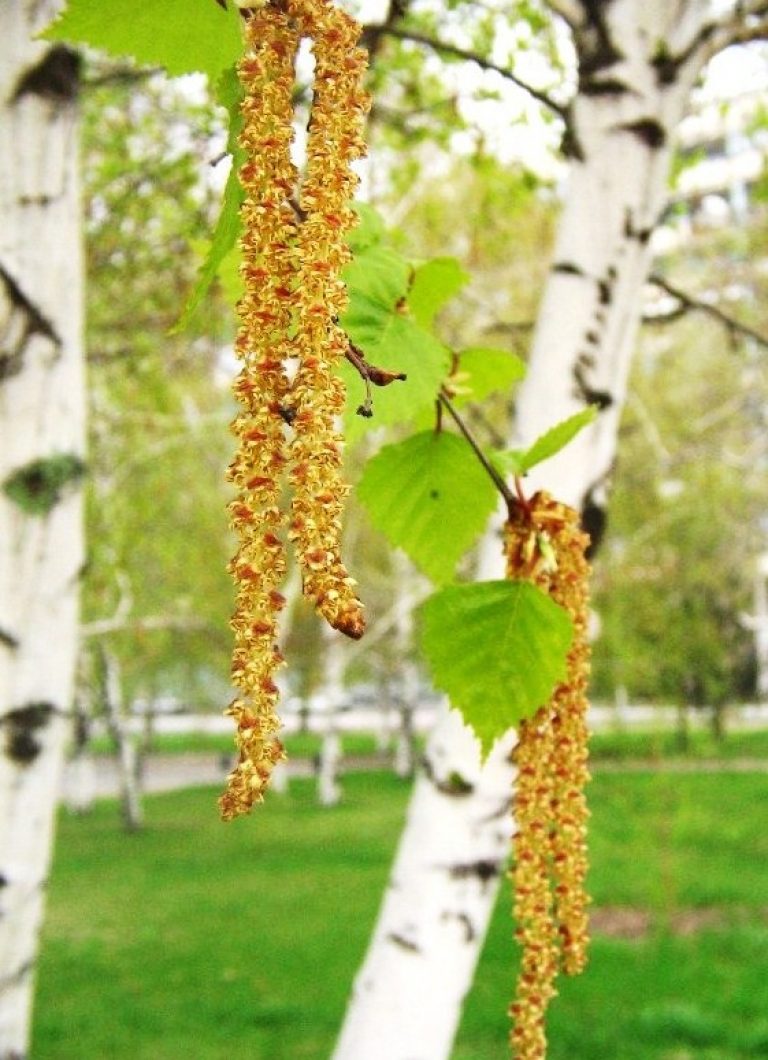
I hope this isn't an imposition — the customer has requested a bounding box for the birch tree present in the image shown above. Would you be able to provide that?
[0,2,85,1055]
[28,2,768,1059]
[334,3,768,1056]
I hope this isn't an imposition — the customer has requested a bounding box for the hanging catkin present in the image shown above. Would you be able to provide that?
[221,0,369,818]
[220,6,299,821]
[505,492,592,1058]
[287,0,370,639]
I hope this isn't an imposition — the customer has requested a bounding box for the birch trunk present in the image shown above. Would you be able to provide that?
[316,628,346,807]
[100,649,143,833]
[391,553,420,780]
[337,2,745,1055]
[0,3,85,1055]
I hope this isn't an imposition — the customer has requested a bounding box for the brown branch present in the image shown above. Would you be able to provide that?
[647,274,768,351]
[438,389,518,517]
[362,0,412,63]
[380,26,570,123]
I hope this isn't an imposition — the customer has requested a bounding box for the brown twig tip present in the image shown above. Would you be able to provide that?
[345,343,407,419]
[367,366,407,386]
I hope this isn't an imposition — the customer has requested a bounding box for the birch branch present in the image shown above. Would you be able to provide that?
[379,26,570,121]
[647,273,768,350]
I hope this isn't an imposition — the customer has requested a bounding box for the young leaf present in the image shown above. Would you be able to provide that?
[493,406,598,477]
[340,250,450,441]
[407,257,469,330]
[420,581,573,757]
[348,203,387,253]
[356,431,498,584]
[343,246,410,310]
[174,67,245,331]
[42,0,243,82]
[455,346,526,405]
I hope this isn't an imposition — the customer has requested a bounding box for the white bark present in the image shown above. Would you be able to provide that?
[0,3,85,1055]
[338,2,749,1056]
[391,553,421,780]
[333,704,516,1060]
[316,628,346,807]
[63,674,95,815]
[101,649,143,832]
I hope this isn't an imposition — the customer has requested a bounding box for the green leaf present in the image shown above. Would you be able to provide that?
[174,67,245,331]
[343,246,410,311]
[348,203,387,253]
[357,431,498,584]
[340,250,450,440]
[455,346,526,405]
[408,257,469,329]
[420,581,574,756]
[339,315,449,442]
[43,0,243,81]
[493,407,598,477]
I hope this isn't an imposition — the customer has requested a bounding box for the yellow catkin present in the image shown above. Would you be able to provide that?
[286,0,370,640]
[219,7,300,821]
[220,0,370,817]
[505,492,592,1058]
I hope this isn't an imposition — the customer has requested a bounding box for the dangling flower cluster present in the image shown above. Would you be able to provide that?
[505,492,592,1059]
[287,0,370,639]
[221,0,369,819]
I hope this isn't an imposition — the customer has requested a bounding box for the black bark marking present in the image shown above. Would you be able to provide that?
[597,278,612,306]
[2,453,86,516]
[0,628,19,650]
[581,496,607,559]
[623,209,653,244]
[584,330,599,346]
[580,77,630,97]
[387,932,421,953]
[618,118,667,148]
[421,755,475,797]
[13,46,81,103]
[448,859,501,883]
[578,0,624,77]
[0,873,7,888]
[581,469,614,559]
[3,703,55,765]
[441,910,476,943]
[553,261,585,278]
[560,119,585,162]
[573,357,613,410]
[0,266,61,382]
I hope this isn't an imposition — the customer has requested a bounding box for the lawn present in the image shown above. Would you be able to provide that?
[33,769,768,1059]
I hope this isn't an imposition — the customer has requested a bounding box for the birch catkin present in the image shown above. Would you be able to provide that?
[505,493,592,1058]
[221,0,368,819]
[287,0,369,640]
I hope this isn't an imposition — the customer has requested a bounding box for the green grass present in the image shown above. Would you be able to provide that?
[589,726,768,762]
[33,770,768,1059]
[88,730,383,759]
[89,725,768,763]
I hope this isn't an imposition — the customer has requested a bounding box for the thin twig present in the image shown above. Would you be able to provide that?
[647,274,768,351]
[381,25,569,122]
[438,389,518,517]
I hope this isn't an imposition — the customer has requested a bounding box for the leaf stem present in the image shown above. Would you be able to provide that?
[438,389,518,518]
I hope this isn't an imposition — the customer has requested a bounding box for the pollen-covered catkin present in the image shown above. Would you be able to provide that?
[286,0,370,640]
[505,492,592,1058]
[219,7,300,821]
